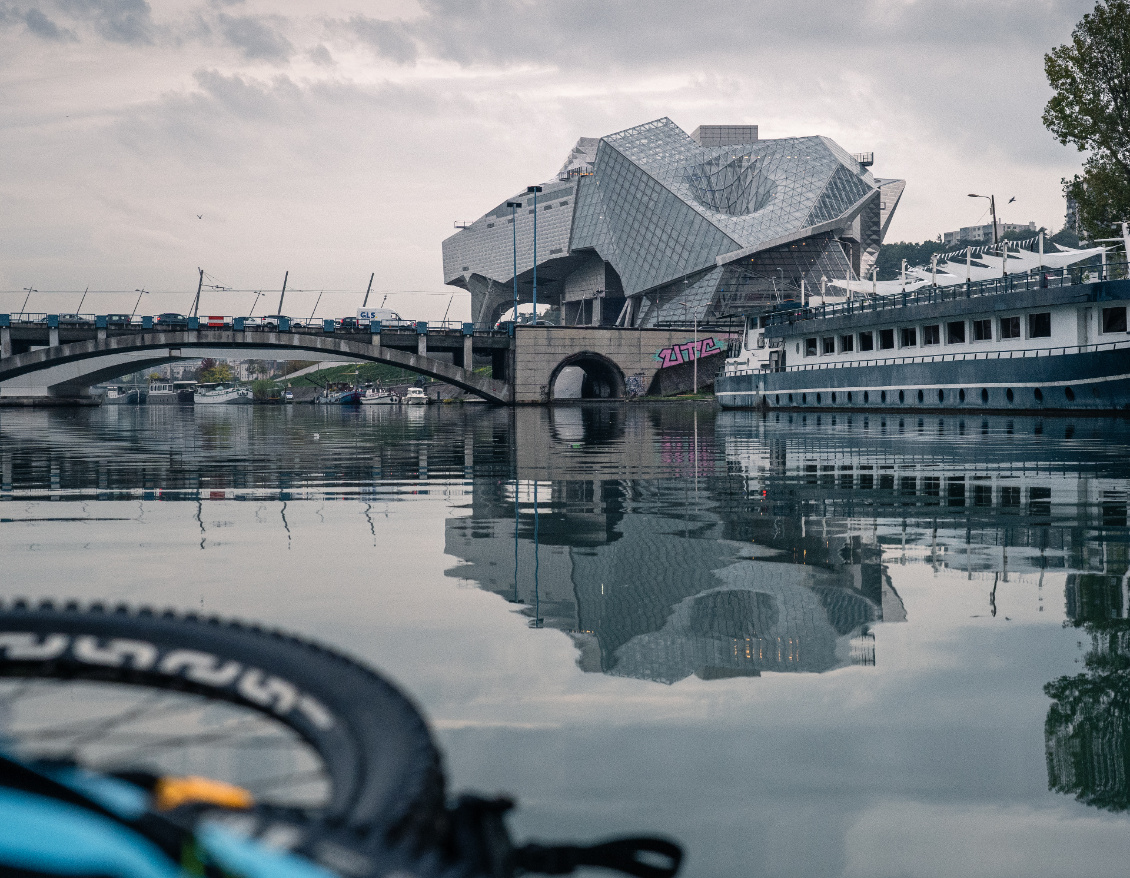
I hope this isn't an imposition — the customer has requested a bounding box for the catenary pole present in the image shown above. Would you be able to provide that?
[277,271,288,316]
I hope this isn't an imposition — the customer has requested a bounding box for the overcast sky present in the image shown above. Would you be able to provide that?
[0,0,1096,319]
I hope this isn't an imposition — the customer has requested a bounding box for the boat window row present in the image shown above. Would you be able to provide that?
[796,308,1110,357]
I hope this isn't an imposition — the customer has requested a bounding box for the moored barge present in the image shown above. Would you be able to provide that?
[717,260,1130,413]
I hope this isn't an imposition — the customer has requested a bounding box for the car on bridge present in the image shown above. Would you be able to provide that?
[155,313,189,328]
[105,314,134,326]
[58,314,93,325]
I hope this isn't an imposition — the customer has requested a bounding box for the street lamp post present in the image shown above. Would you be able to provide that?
[527,186,542,323]
[131,289,148,319]
[506,200,522,324]
[19,287,36,317]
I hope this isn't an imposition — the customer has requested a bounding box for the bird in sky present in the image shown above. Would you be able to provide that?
[197,214,203,219]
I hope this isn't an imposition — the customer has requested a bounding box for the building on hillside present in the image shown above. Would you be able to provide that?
[443,118,904,327]
[942,221,1037,245]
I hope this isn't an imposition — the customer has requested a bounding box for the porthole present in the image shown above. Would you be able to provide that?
[816,393,822,404]
[864,391,870,403]
[1006,388,1014,403]
[789,393,794,403]
[981,388,989,404]
[959,389,966,403]
[1034,387,1044,402]
[1065,386,1075,401]
[881,390,887,403]
[801,393,807,404]
[775,394,780,404]
[830,392,836,403]
[847,391,853,403]
[937,389,944,403]
[898,390,904,403]
[917,389,924,403]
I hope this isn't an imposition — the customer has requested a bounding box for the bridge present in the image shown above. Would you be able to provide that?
[0,314,739,405]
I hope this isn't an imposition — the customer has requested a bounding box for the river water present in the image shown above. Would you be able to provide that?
[1,403,1129,877]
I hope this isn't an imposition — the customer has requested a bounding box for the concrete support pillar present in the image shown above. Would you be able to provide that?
[463,336,473,371]
[49,327,60,347]
[0,327,10,359]
[592,296,602,326]
[97,328,107,342]
[417,334,427,357]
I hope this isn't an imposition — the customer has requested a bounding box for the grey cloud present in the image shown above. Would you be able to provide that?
[308,43,333,66]
[55,0,153,44]
[25,7,75,40]
[217,14,293,63]
[343,15,417,64]
[374,0,1096,68]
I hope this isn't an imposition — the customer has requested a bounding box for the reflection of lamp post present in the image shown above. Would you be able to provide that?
[131,289,148,319]
[506,201,522,324]
[527,186,542,323]
[678,300,698,394]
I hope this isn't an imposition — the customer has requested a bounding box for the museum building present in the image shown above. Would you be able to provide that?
[442,118,905,327]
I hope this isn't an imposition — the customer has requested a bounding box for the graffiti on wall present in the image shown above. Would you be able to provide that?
[655,336,724,369]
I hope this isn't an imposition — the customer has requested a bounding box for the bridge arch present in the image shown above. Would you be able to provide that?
[0,330,511,404]
[548,351,626,401]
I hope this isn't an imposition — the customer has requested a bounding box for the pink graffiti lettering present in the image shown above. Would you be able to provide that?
[655,336,723,368]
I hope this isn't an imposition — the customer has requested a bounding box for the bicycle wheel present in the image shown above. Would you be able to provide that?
[0,600,445,845]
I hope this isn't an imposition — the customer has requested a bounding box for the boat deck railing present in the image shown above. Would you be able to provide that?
[762,260,1129,329]
[722,337,1130,377]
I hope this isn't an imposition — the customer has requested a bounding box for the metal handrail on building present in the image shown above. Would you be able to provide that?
[763,260,1128,329]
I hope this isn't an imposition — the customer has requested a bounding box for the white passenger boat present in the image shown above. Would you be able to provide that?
[195,385,253,405]
[403,388,429,406]
[717,248,1129,413]
[361,389,399,405]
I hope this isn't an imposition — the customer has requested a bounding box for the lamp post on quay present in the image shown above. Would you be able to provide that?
[527,185,543,323]
[506,200,522,324]
[969,192,1015,276]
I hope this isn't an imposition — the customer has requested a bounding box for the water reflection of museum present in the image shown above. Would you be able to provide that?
[447,410,1130,686]
[446,474,906,684]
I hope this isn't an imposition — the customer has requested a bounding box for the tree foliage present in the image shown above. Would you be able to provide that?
[1044,0,1130,240]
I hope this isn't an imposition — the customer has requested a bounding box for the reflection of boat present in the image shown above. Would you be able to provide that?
[403,388,428,406]
[361,389,399,405]
[104,386,143,406]
[195,386,253,405]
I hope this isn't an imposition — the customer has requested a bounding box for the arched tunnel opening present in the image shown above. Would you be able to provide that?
[550,353,626,401]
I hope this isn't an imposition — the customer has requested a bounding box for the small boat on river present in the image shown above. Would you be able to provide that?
[104,386,144,405]
[195,385,253,405]
[403,388,429,406]
[361,389,399,405]
[316,388,362,406]
[148,381,196,406]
